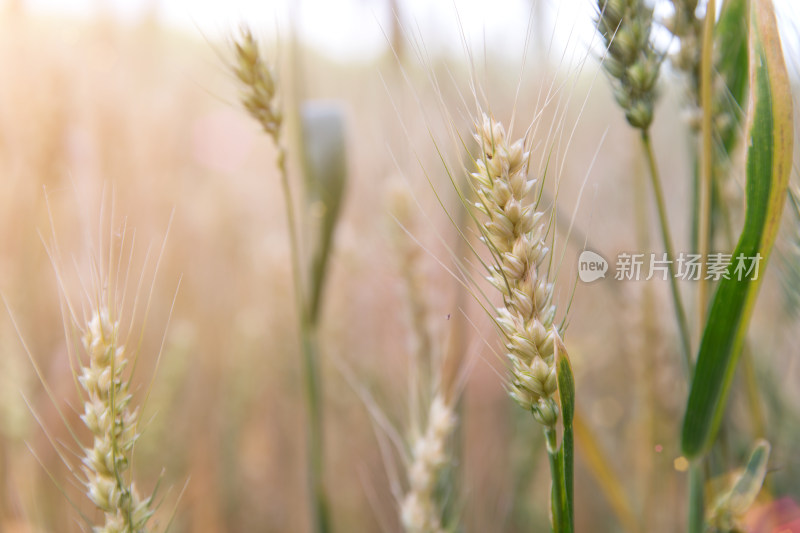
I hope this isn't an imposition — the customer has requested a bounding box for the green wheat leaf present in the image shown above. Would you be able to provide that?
[681,0,794,458]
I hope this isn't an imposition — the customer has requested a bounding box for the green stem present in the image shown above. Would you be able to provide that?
[640,131,693,373]
[688,462,705,533]
[545,425,572,533]
[276,146,306,317]
[308,227,334,325]
[301,324,331,533]
[276,146,331,533]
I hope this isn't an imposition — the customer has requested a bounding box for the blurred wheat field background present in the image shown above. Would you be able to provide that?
[0,0,799,532]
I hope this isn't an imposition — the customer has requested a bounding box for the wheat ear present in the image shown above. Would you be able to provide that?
[387,182,459,533]
[469,112,576,531]
[400,394,456,533]
[79,305,153,533]
[232,28,282,141]
[471,114,560,428]
[596,0,661,130]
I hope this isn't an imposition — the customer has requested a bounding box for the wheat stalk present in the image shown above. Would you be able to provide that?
[230,28,336,533]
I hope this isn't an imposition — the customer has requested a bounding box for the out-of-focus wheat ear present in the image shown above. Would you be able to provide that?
[400,394,456,533]
[665,0,702,102]
[231,27,282,142]
[596,0,661,130]
[386,179,434,430]
[382,176,464,533]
